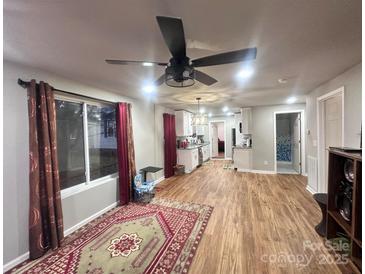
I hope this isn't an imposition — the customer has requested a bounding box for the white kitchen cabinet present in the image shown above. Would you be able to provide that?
[195,125,208,136]
[191,149,199,169]
[234,113,243,145]
[241,108,252,134]
[177,148,199,173]
[202,145,210,161]
[233,148,252,171]
[175,110,193,136]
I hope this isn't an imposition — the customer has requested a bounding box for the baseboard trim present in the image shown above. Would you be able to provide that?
[3,201,119,272]
[306,185,317,195]
[277,171,300,175]
[237,168,276,174]
[236,168,251,172]
[3,252,30,272]
[277,161,293,164]
[251,169,276,174]
[211,158,232,161]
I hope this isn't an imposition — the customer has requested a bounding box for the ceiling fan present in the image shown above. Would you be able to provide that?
[105,16,257,88]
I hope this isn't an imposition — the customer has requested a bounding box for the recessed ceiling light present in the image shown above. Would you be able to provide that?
[142,84,156,93]
[222,106,229,112]
[286,96,297,104]
[278,78,288,84]
[208,113,212,117]
[237,67,254,79]
[142,62,154,67]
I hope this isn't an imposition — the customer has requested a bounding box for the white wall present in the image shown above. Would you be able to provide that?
[251,104,306,171]
[306,63,362,158]
[3,60,170,265]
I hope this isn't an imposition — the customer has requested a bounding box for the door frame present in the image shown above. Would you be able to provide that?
[273,110,305,174]
[208,120,227,159]
[317,86,345,193]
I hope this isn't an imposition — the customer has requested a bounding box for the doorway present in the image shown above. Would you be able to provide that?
[274,111,305,174]
[209,121,226,159]
[317,87,344,193]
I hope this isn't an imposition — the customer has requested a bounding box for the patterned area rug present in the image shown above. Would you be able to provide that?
[8,198,213,274]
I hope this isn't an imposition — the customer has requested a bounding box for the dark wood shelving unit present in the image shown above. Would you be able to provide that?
[326,148,362,273]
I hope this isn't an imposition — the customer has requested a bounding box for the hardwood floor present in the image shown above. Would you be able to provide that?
[156,160,344,274]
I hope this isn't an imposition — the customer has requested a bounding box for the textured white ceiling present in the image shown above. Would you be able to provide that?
[4,0,361,114]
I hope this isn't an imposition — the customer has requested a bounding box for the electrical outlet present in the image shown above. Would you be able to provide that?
[264,160,268,165]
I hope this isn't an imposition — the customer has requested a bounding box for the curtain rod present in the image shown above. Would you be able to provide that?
[17,78,117,105]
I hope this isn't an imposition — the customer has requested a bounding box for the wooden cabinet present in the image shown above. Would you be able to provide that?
[177,148,199,173]
[241,108,252,134]
[175,110,193,136]
[326,148,362,273]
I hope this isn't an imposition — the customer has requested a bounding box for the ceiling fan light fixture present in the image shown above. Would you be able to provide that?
[165,66,195,88]
[105,17,257,88]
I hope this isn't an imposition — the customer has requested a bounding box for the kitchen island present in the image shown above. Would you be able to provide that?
[233,146,252,171]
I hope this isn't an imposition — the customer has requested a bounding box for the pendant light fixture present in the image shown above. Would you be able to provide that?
[192,97,208,126]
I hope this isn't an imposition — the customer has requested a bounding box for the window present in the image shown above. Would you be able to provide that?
[87,105,118,180]
[56,100,86,189]
[55,97,118,191]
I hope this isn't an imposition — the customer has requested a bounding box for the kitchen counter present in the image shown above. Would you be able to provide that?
[177,143,210,150]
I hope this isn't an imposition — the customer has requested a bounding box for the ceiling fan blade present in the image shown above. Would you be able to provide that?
[191,47,257,67]
[156,16,186,59]
[155,74,165,86]
[105,60,167,66]
[195,70,218,86]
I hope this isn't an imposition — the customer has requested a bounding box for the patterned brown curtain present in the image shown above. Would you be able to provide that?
[126,104,137,199]
[27,80,64,259]
[116,103,137,204]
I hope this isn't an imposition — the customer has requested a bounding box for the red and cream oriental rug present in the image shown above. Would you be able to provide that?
[8,198,213,274]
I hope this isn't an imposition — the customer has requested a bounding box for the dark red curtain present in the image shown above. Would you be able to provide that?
[163,113,177,178]
[27,80,64,259]
[116,103,136,204]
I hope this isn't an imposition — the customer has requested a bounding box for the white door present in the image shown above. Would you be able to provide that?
[324,95,343,189]
[211,124,218,157]
[292,113,301,173]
